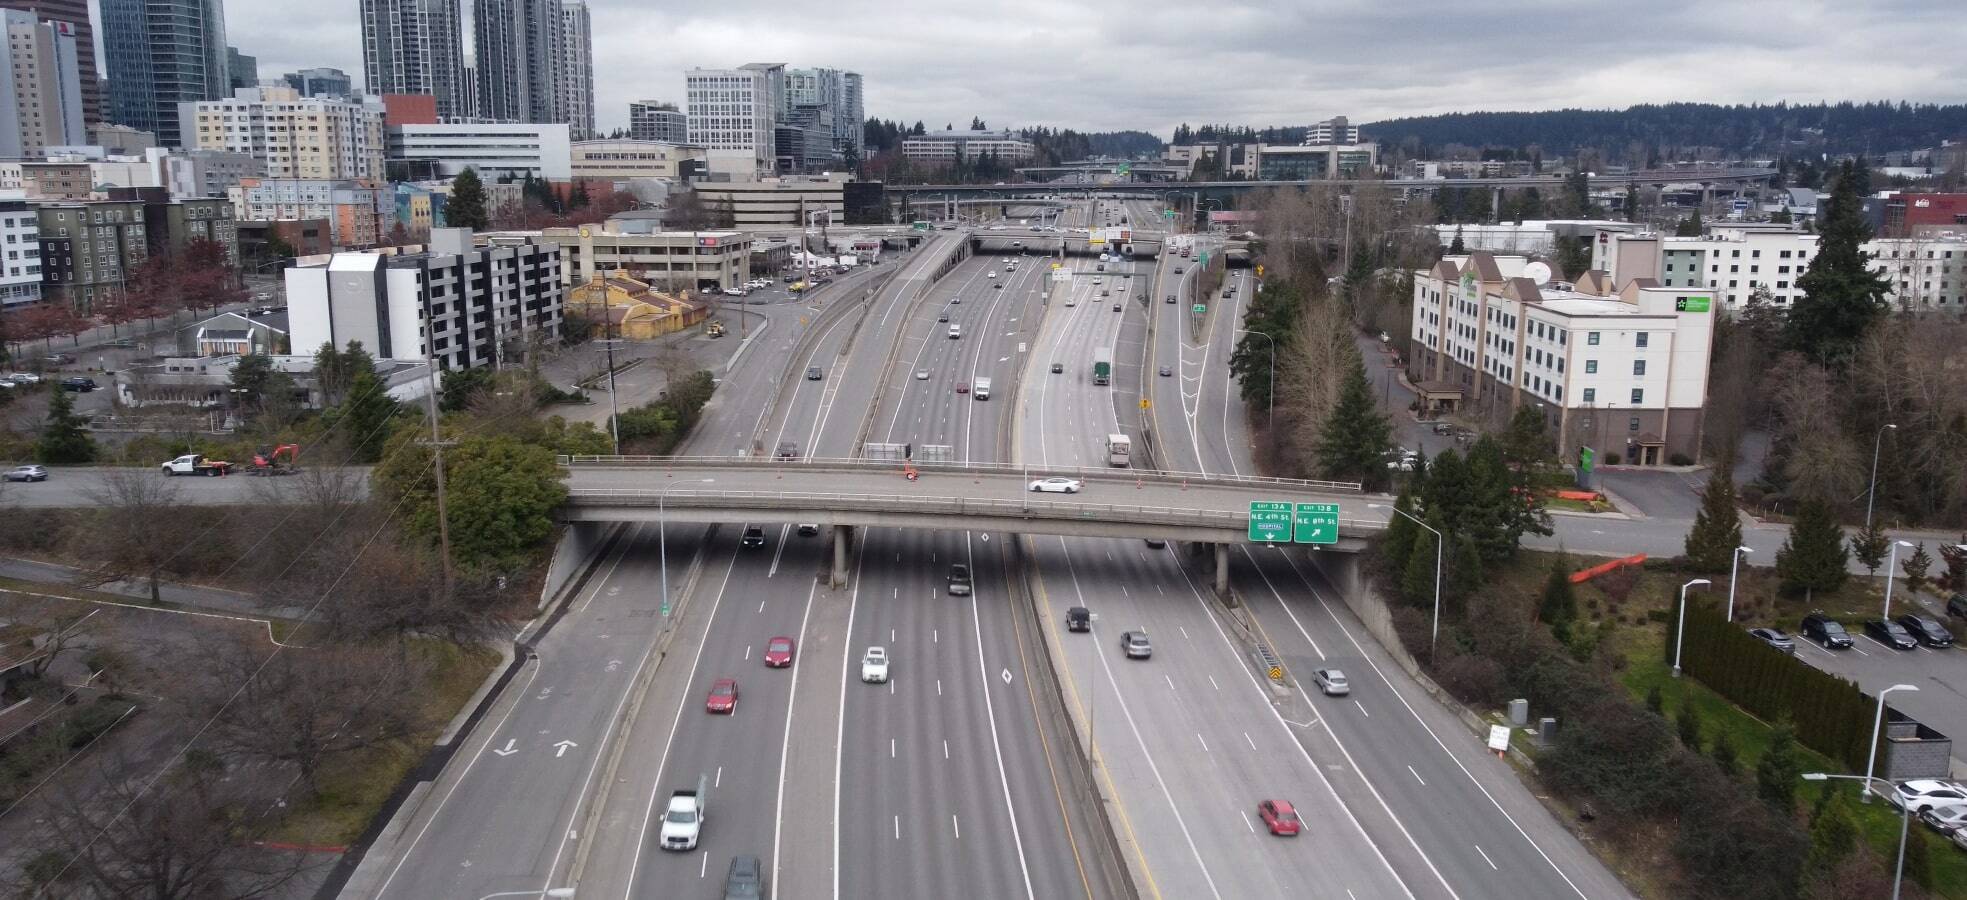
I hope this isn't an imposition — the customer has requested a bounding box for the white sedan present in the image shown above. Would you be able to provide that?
[861,647,890,683]
[1028,477,1082,494]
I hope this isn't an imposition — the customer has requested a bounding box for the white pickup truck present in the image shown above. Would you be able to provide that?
[660,787,705,851]
[160,454,233,476]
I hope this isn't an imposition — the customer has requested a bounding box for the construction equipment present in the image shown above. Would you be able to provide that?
[248,443,300,476]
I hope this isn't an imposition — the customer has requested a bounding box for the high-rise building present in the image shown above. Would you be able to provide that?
[629,100,687,144]
[686,64,780,178]
[359,0,466,120]
[101,0,230,147]
[181,86,386,180]
[0,1,99,125]
[285,67,354,99]
[475,0,563,124]
[0,9,85,156]
[840,71,863,157]
[784,67,862,163]
[226,46,256,91]
[1306,116,1360,145]
[558,1,593,138]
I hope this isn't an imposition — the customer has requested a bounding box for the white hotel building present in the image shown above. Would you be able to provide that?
[1410,251,1715,465]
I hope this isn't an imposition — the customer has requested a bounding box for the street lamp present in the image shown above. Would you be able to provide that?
[1234,328,1275,449]
[1803,773,1910,898]
[1867,423,1898,532]
[1884,539,1916,619]
[1725,546,1753,621]
[660,478,715,623]
[1369,503,1442,655]
[1671,578,1712,677]
[1865,684,1920,804]
[477,890,576,900]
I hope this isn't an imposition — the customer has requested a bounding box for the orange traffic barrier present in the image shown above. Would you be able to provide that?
[1570,554,1647,584]
[1552,490,1604,503]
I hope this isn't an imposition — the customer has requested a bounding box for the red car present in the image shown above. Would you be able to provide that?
[763,636,796,668]
[1258,799,1301,836]
[955,382,969,394]
[705,678,738,714]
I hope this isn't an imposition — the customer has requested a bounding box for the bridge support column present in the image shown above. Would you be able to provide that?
[1214,542,1230,599]
[832,525,852,588]
[1491,186,1504,219]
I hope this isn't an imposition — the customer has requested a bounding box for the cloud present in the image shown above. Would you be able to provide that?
[225,0,1967,138]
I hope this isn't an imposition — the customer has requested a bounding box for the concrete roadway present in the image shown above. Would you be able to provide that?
[1016,282,1418,899]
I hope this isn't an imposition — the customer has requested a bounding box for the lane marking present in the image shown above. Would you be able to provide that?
[1244,732,1257,751]
[1195,733,1209,753]
[1408,766,1426,786]
[1355,700,1370,718]
[964,530,1037,899]
[954,814,961,839]
[1475,845,1498,870]
[830,538,869,900]
[1240,810,1255,833]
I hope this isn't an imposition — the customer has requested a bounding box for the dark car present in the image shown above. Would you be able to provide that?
[1897,614,1954,648]
[1948,593,1967,621]
[1165,294,1175,303]
[806,366,823,380]
[742,525,766,548]
[60,376,96,392]
[723,854,763,900]
[1864,618,1918,651]
[1801,613,1853,649]
[947,563,972,597]
[1158,365,1172,377]
[1050,362,1063,374]
[1747,627,1797,654]
[1065,606,1090,632]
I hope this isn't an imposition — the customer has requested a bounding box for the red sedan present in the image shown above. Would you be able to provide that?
[1258,799,1301,836]
[763,636,796,668]
[705,678,738,714]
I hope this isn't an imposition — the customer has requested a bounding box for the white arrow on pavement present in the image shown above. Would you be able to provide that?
[553,740,579,758]
[492,739,518,757]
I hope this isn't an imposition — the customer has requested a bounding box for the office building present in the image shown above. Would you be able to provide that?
[558,0,593,138]
[1306,116,1359,145]
[900,129,1035,166]
[629,100,687,144]
[474,0,563,124]
[88,122,155,154]
[359,0,466,120]
[181,86,387,180]
[785,67,862,162]
[0,9,84,157]
[284,67,354,99]
[1875,192,1967,239]
[230,177,390,248]
[687,177,854,227]
[101,0,230,147]
[1254,142,1379,180]
[285,227,565,370]
[528,225,751,293]
[1864,234,1967,312]
[1409,251,1715,465]
[0,199,41,308]
[570,139,705,181]
[386,122,571,181]
[36,199,148,312]
[158,147,265,198]
[686,64,780,177]
[0,0,97,125]
[226,46,255,91]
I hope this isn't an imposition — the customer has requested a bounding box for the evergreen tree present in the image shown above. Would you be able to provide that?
[1904,827,1935,889]
[1675,701,1702,749]
[1379,488,1421,578]
[1448,226,1465,254]
[447,167,490,232]
[1538,553,1578,641]
[1315,350,1393,487]
[1776,500,1850,596]
[1446,534,1484,606]
[333,369,402,463]
[1500,404,1554,469]
[1788,160,1892,366]
[1902,541,1934,595]
[1683,465,1744,573]
[1849,518,1889,575]
[1756,723,1803,814]
[1645,683,1664,715]
[1803,792,1858,881]
[1402,529,1438,607]
[1674,209,1704,237]
[36,387,96,464]
[1710,730,1739,775]
[1623,184,1639,222]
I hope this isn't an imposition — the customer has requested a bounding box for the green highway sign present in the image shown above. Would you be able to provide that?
[1293,503,1340,545]
[1192,304,1208,314]
[1248,501,1294,542]
[1163,209,1175,219]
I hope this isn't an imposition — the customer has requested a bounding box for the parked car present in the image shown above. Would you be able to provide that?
[1747,627,1797,654]
[1257,799,1301,836]
[763,636,796,668]
[1892,780,1967,813]
[1119,630,1152,659]
[860,646,889,683]
[1313,668,1350,696]
[1028,477,1081,493]
[5,372,41,384]
[1864,618,1918,650]
[60,376,96,392]
[1897,614,1954,648]
[3,464,48,482]
[705,678,738,714]
[1800,613,1853,649]
[1924,805,1967,836]
[1949,593,1967,621]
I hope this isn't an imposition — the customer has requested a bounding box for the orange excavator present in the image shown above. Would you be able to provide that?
[249,443,300,476]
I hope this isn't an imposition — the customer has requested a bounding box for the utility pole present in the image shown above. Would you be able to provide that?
[594,304,623,452]
[418,304,456,592]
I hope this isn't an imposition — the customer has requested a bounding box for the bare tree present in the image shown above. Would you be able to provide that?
[79,467,186,604]
[1769,356,1863,507]
[17,603,98,680]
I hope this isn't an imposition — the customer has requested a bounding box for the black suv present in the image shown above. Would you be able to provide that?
[1066,606,1090,632]
[947,563,972,597]
[1896,614,1954,648]
[59,376,96,392]
[741,525,765,548]
[1864,618,1918,651]
[1800,613,1853,649]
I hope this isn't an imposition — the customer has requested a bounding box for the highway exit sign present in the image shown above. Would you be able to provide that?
[1248,501,1293,542]
[1192,304,1207,314]
[1293,503,1340,545]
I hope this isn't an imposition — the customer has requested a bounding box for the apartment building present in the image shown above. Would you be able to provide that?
[900,129,1035,166]
[0,9,85,157]
[1410,251,1715,465]
[35,199,147,312]
[0,200,42,308]
[181,86,387,180]
[474,0,564,124]
[686,64,781,178]
[558,0,593,137]
[1866,234,1967,311]
[285,227,563,370]
[629,100,687,143]
[386,122,572,181]
[3,0,97,124]
[359,0,466,119]
[229,177,390,248]
[1594,225,1818,310]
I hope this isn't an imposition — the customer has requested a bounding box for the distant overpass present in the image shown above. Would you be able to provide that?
[557,457,1382,590]
[888,167,1778,203]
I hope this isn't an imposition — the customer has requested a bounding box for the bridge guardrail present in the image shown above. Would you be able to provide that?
[556,454,1364,494]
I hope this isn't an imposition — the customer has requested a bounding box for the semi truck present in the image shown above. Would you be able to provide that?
[1092,348,1113,386]
[1106,434,1132,467]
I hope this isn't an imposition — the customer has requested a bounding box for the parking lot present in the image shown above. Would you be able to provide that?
[1792,595,1967,777]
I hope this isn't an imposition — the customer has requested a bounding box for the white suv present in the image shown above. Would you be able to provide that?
[861,647,890,683]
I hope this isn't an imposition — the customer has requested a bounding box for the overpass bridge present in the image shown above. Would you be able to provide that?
[557,456,1382,591]
[964,228,1167,258]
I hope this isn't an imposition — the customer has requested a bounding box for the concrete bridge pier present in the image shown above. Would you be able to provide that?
[1214,542,1230,599]
[832,524,853,588]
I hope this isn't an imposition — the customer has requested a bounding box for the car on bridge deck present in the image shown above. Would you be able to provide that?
[1028,477,1082,494]
[764,636,796,668]
[705,678,739,714]
[861,647,890,683]
[1258,800,1301,836]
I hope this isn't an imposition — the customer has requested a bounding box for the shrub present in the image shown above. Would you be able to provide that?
[1669,452,1694,466]
[1436,651,1508,708]
[1604,452,1621,465]
[1541,695,1684,820]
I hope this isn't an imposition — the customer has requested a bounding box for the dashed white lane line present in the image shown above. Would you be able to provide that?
[1196,733,1210,753]
[1209,675,1220,691]
[1244,732,1257,751]
[1164,675,1176,691]
[953,814,961,839]
[1408,766,1426,786]
[894,815,900,840]
[1355,700,1370,718]
[1475,845,1498,870]
[1240,810,1256,833]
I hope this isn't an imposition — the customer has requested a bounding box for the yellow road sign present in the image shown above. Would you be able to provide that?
[1268,666,1283,680]
[1139,398,1150,409]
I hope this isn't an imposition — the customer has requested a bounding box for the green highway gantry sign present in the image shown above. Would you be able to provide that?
[1248,501,1294,542]
[1192,304,1208,314]
[1293,503,1340,545]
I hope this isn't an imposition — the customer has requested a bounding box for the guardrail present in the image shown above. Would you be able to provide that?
[556,454,1364,494]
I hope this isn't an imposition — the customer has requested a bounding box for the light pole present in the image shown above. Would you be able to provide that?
[1867,423,1898,532]
[1725,546,1753,621]
[1884,539,1915,618]
[1671,578,1712,677]
[476,889,575,900]
[659,478,715,624]
[1235,328,1275,449]
[1865,684,1919,804]
[1370,502,1442,656]
[1803,773,1910,898]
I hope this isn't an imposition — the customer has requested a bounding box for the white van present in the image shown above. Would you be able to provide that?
[974,377,992,399]
[948,324,961,339]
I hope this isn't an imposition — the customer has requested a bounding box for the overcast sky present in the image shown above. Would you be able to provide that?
[214,0,1967,138]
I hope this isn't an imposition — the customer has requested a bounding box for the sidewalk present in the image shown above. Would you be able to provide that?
[0,555,309,620]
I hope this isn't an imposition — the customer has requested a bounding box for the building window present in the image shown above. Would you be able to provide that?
[1585,359,1597,374]
[1629,416,1641,432]
[1582,388,1595,403]
[1631,388,1644,405]
[1633,360,1647,376]
[1635,333,1649,348]
[1587,331,1600,346]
